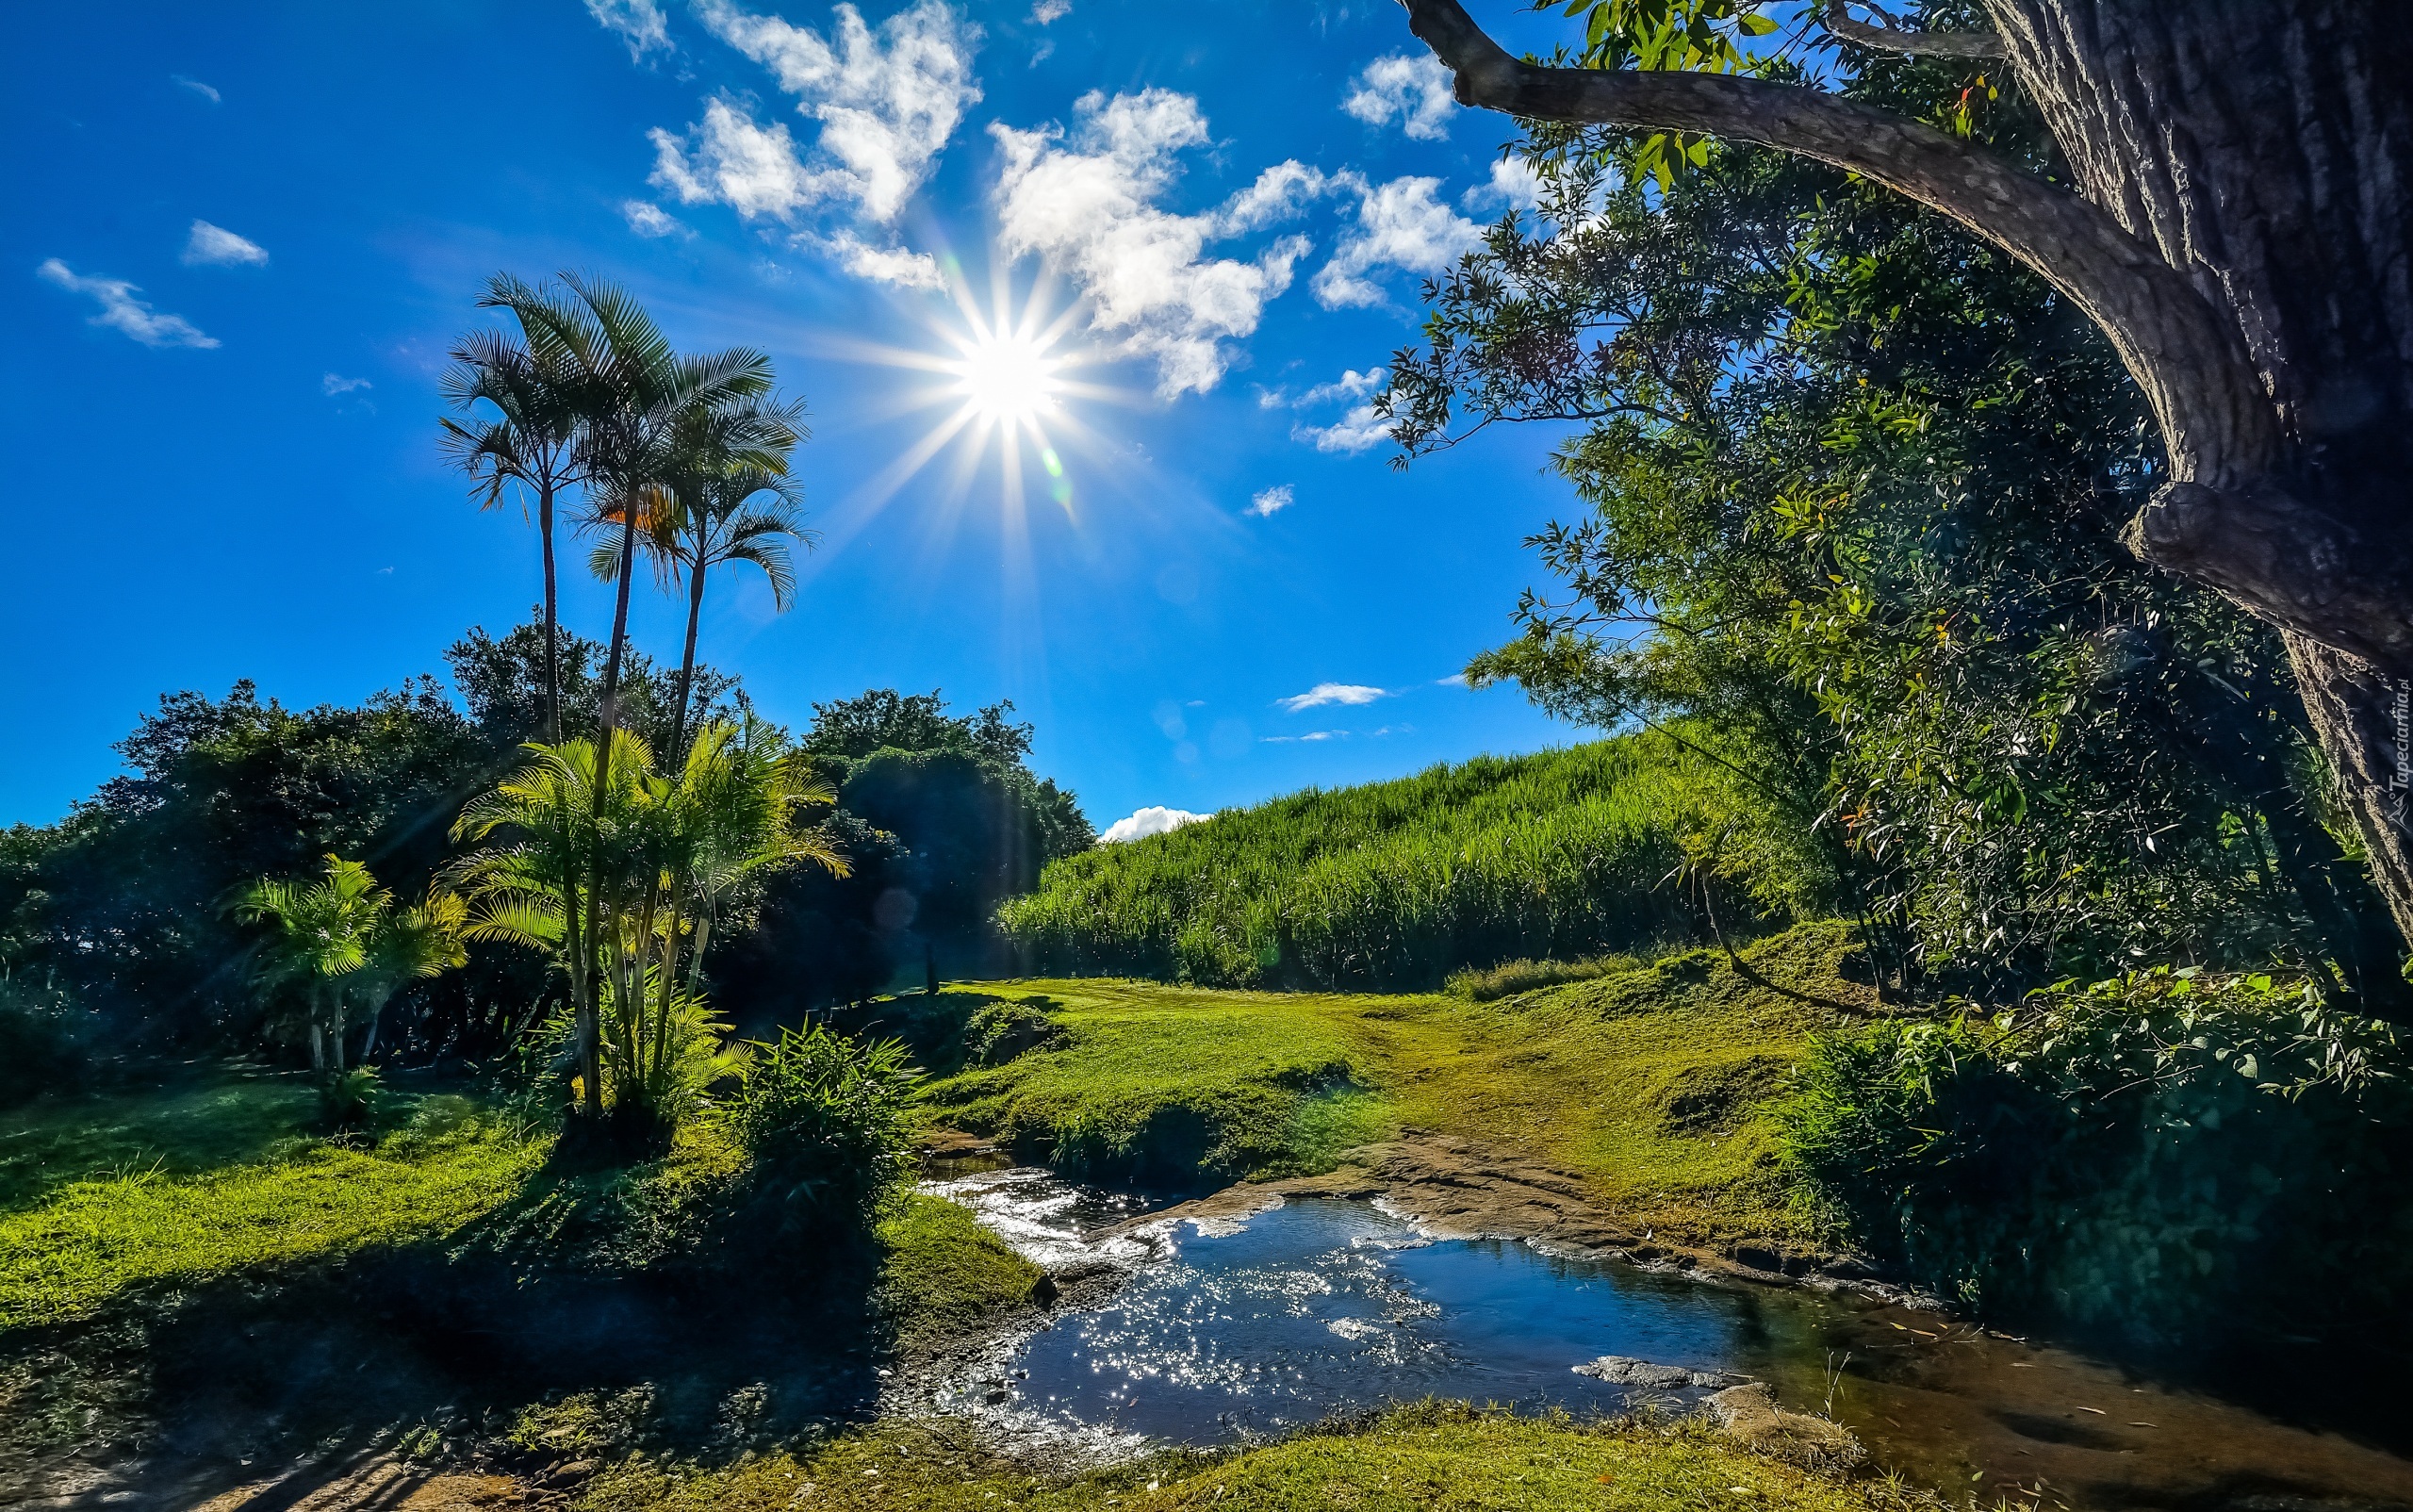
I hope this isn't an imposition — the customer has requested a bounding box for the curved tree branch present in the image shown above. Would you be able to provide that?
[1824,4,2005,60]
[1399,0,2272,489]
[1397,0,2413,676]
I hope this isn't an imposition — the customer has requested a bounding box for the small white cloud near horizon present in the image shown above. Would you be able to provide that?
[1030,0,1071,21]
[1247,484,1294,518]
[322,373,370,396]
[622,199,690,238]
[172,74,221,104]
[37,260,217,349]
[1277,682,1387,714]
[1099,804,1209,844]
[181,221,267,268]
[1342,53,1454,140]
[585,0,671,57]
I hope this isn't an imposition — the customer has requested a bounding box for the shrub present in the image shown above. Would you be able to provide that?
[1444,953,1649,1001]
[1779,970,2413,1350]
[726,1027,921,1238]
[963,996,1061,1065]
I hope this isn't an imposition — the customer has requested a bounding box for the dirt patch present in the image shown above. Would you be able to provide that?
[1101,1130,1893,1295]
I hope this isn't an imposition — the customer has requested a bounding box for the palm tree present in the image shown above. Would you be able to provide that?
[233,857,467,1075]
[473,273,786,1118]
[439,285,585,746]
[595,393,814,764]
[449,722,845,1130]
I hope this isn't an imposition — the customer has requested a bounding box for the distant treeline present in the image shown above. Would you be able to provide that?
[996,731,1828,992]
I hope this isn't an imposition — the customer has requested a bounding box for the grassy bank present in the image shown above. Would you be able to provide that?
[996,734,1797,991]
[918,921,1869,1244]
[577,1403,1927,1512]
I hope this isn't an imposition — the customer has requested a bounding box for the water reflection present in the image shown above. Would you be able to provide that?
[928,1170,2413,1509]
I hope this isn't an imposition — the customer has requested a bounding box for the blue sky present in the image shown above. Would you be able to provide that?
[1,0,1597,836]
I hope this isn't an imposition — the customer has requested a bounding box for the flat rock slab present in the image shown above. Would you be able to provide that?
[1573,1355,1744,1390]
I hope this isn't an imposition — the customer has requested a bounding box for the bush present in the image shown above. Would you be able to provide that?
[1779,969,2413,1350]
[0,974,87,1108]
[726,1027,921,1238]
[1444,953,1648,1001]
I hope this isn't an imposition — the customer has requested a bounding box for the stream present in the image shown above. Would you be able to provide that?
[923,1163,2413,1511]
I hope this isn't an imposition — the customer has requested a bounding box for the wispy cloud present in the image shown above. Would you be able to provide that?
[1263,730,1348,743]
[1247,485,1294,518]
[1029,0,1071,21]
[1341,53,1454,140]
[37,260,217,349]
[1277,682,1387,714]
[181,221,267,268]
[1464,156,1544,213]
[172,74,221,104]
[1293,403,1392,454]
[322,373,370,396]
[1436,672,1469,687]
[1099,804,1207,844]
[621,199,690,238]
[650,0,979,287]
[585,0,671,58]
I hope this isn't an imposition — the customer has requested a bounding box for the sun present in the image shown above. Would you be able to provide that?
[951,327,1063,427]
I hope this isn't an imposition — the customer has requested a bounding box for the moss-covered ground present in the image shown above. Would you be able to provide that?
[576,1404,1932,1512]
[917,920,1868,1246]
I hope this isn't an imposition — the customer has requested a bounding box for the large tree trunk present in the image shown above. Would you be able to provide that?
[1984,0,2413,945]
[1400,0,2413,950]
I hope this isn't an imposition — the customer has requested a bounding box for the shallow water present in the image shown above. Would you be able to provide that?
[924,1166,2413,1511]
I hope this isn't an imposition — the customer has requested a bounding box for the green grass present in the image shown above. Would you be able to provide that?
[873,1193,1042,1350]
[574,1403,1934,1512]
[920,922,1867,1241]
[0,1126,545,1331]
[997,735,1783,992]
[919,979,1396,1185]
[0,1065,322,1211]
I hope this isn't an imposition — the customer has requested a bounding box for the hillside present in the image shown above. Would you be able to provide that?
[996,732,1804,991]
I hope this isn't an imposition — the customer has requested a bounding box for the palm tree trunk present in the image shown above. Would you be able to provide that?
[578,495,643,1119]
[669,554,709,770]
[540,479,562,746]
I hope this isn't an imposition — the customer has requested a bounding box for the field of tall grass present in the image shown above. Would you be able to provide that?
[997,732,1807,990]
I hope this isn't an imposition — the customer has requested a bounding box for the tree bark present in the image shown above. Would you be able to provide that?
[1399,0,2413,950]
[578,499,643,1119]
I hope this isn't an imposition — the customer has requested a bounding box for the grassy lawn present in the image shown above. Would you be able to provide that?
[919,921,1869,1243]
[575,1404,1930,1512]
[0,1122,545,1332]
[874,1193,1042,1351]
[0,1064,323,1211]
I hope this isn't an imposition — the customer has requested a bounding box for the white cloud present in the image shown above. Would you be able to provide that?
[691,0,979,225]
[1214,161,1346,236]
[1312,175,1482,309]
[1263,730,1348,743]
[1277,682,1387,714]
[1030,0,1071,21]
[322,373,370,395]
[622,199,689,238]
[172,74,221,104]
[1294,404,1392,454]
[650,98,826,221]
[1247,485,1294,518]
[37,259,217,349]
[1341,53,1455,140]
[1436,672,1469,687]
[824,231,945,289]
[1464,156,1545,213]
[992,90,1325,396]
[181,221,267,267]
[586,0,671,57]
[1297,366,1385,406]
[1099,805,1208,845]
